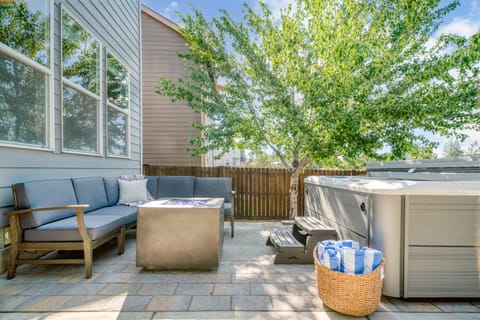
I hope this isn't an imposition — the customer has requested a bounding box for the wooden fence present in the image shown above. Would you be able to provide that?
[143,165,365,220]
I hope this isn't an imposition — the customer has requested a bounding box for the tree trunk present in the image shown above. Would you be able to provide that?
[288,170,301,219]
[288,157,310,219]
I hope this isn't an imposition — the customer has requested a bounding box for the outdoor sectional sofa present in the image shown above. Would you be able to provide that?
[5,175,234,279]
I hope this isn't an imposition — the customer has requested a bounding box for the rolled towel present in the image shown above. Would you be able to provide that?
[320,246,341,271]
[317,240,338,259]
[337,239,359,249]
[342,247,366,274]
[363,247,383,274]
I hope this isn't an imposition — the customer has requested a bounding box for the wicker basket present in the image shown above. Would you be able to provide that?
[314,247,384,317]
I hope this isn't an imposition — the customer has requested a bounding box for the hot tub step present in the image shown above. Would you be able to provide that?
[268,230,313,264]
[269,230,304,249]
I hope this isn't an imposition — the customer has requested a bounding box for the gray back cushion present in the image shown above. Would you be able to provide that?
[194,177,232,202]
[146,176,158,199]
[72,177,108,212]
[103,176,120,206]
[15,179,78,229]
[156,176,195,198]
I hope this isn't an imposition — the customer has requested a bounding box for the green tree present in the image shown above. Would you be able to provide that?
[443,138,464,158]
[465,140,480,157]
[157,0,480,218]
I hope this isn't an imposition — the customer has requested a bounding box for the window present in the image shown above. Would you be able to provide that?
[0,0,51,148]
[106,52,129,157]
[61,9,100,154]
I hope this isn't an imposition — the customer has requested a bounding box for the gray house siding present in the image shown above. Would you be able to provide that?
[0,0,142,232]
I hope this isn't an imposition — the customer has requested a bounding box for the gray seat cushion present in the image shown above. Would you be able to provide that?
[24,215,125,242]
[103,176,120,206]
[194,177,232,202]
[14,179,78,229]
[156,176,195,198]
[87,205,137,225]
[72,177,109,213]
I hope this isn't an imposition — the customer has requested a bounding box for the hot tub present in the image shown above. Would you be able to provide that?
[304,160,480,298]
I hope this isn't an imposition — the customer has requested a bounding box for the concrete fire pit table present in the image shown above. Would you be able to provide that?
[136,198,224,270]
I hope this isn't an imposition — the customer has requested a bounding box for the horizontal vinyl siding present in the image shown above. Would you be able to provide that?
[142,11,202,167]
[0,0,142,227]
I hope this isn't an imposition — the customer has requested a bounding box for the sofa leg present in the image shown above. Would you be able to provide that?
[117,226,125,255]
[7,244,19,279]
[83,242,93,279]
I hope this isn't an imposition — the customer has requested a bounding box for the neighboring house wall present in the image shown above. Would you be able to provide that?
[0,0,142,233]
[141,6,204,166]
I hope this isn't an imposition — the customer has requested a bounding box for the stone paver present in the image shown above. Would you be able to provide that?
[0,284,26,295]
[104,295,152,311]
[98,283,143,296]
[197,273,232,283]
[232,295,272,311]
[138,283,178,295]
[232,273,265,283]
[146,295,192,312]
[0,222,478,320]
[57,295,113,311]
[213,283,250,295]
[175,283,214,295]
[0,296,32,311]
[189,295,231,311]
[129,273,167,283]
[14,295,72,312]
[433,302,480,312]
[271,295,314,311]
[369,313,480,320]
[285,283,317,296]
[153,311,234,319]
[94,272,135,283]
[388,298,443,312]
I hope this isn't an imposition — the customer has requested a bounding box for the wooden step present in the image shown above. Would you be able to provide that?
[269,230,304,249]
[294,216,336,235]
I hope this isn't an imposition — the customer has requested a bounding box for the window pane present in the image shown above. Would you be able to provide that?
[62,10,100,94]
[0,51,46,146]
[107,106,127,156]
[107,53,128,110]
[0,0,50,67]
[63,85,98,153]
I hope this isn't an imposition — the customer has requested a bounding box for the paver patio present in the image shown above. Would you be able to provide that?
[0,222,479,319]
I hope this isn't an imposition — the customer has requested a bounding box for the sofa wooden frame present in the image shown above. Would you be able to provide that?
[5,189,126,279]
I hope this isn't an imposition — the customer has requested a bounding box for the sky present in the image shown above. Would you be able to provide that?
[141,0,480,157]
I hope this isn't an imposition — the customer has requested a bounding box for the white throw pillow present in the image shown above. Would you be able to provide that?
[118,179,149,204]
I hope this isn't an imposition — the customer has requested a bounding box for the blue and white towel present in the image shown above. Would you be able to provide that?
[321,246,341,271]
[337,239,360,249]
[363,247,383,274]
[317,240,383,275]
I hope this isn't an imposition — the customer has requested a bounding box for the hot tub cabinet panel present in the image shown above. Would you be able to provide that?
[304,176,480,298]
[407,196,480,246]
[406,246,480,298]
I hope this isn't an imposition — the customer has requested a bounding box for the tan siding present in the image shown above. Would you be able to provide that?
[141,11,203,166]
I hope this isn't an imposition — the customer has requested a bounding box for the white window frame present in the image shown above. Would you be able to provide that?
[60,7,102,156]
[106,50,130,159]
[0,0,54,151]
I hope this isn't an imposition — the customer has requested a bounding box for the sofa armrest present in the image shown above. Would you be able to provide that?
[4,204,90,217]
[5,204,92,244]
